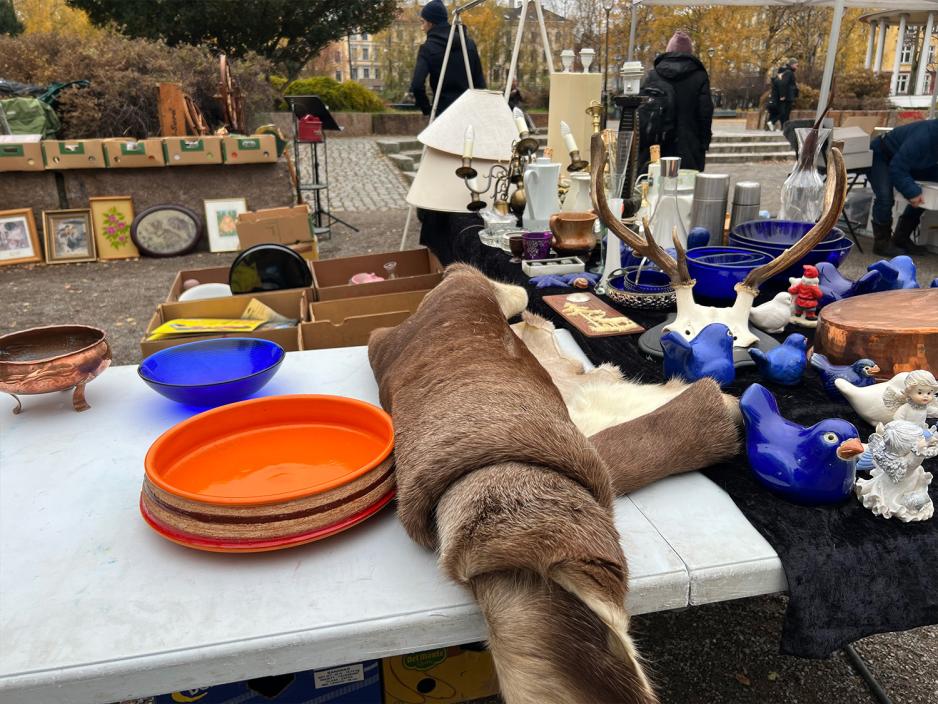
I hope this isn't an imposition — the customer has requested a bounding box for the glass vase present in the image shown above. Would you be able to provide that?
[648,157,688,250]
[780,127,831,223]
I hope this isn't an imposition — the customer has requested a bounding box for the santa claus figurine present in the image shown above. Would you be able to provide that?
[788,264,823,327]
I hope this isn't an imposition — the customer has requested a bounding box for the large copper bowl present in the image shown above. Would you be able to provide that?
[0,325,111,414]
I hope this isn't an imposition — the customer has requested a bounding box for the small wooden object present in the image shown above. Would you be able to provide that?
[158,83,188,137]
[543,292,644,337]
[814,289,938,379]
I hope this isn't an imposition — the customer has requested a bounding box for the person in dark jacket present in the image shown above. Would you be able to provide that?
[409,0,486,117]
[869,119,938,255]
[645,31,714,171]
[776,59,799,127]
[765,67,784,130]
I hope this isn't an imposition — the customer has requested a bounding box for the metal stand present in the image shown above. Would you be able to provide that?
[844,644,894,704]
[839,170,868,253]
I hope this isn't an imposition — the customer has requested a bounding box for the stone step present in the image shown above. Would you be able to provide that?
[376,138,421,154]
[403,171,417,183]
[711,133,790,144]
[388,152,417,172]
[705,151,796,164]
[708,141,794,155]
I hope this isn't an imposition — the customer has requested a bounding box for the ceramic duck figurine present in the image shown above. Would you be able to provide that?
[661,322,735,388]
[855,420,936,522]
[930,277,938,288]
[748,333,807,386]
[749,292,793,333]
[816,262,883,308]
[740,383,864,504]
[809,353,880,403]
[868,255,919,290]
[834,372,910,426]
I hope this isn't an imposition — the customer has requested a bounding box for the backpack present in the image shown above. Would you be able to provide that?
[637,71,677,154]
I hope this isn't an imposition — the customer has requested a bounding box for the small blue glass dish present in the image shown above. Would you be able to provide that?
[138,338,286,407]
[686,246,774,301]
[605,267,676,311]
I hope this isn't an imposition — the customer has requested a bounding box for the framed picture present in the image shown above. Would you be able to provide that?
[42,209,96,264]
[89,196,139,260]
[131,204,203,257]
[0,208,41,266]
[204,198,247,253]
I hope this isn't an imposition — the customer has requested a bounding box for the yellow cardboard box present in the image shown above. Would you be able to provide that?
[42,139,106,169]
[382,646,498,704]
[221,134,278,164]
[162,136,223,166]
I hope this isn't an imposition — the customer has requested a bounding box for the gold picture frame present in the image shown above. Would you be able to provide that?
[89,196,139,260]
[42,209,97,264]
[0,208,42,266]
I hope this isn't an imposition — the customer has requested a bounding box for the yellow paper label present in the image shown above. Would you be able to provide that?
[148,318,264,340]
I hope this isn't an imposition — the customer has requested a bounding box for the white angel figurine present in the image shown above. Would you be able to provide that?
[855,420,937,522]
[882,370,938,438]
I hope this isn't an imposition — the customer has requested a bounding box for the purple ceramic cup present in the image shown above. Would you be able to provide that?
[522,231,552,260]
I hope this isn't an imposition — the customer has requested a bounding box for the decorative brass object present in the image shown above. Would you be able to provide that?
[0,325,111,414]
[455,133,539,214]
[586,101,604,134]
[567,148,589,173]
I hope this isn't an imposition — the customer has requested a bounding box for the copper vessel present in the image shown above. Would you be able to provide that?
[0,325,111,414]
[549,211,598,256]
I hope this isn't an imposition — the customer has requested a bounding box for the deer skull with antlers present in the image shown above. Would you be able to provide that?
[590,134,848,348]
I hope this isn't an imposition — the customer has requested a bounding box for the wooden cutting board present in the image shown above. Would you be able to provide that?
[814,289,938,378]
[543,292,645,337]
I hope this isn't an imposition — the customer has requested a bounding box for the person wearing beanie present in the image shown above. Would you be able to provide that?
[638,30,713,171]
[409,0,486,116]
[776,58,799,128]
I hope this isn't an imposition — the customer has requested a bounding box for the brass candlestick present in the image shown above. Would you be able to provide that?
[567,148,588,173]
[586,101,604,134]
[455,137,537,214]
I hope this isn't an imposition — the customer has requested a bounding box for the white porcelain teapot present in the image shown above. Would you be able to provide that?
[523,156,561,232]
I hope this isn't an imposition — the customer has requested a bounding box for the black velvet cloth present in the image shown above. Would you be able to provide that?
[425,212,938,659]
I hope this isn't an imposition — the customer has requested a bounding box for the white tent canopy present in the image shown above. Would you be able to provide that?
[636,1,938,118]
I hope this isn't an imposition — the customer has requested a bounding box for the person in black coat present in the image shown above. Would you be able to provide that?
[776,59,799,127]
[409,0,486,117]
[645,31,714,171]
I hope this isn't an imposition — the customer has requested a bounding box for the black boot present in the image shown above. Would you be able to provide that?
[892,214,927,255]
[872,221,903,256]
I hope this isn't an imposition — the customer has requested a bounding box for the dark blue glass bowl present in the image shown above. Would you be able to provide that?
[138,338,285,407]
[729,220,852,283]
[731,219,843,247]
[686,246,774,301]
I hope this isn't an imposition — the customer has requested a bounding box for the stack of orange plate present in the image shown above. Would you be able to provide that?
[140,395,395,553]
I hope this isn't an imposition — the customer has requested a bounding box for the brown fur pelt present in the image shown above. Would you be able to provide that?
[369,263,657,703]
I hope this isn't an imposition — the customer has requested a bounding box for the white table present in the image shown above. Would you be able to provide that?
[0,346,784,704]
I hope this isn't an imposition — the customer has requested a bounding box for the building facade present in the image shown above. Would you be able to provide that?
[862,9,938,108]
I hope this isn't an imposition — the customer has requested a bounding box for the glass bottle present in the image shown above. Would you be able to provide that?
[648,156,688,249]
[780,127,832,222]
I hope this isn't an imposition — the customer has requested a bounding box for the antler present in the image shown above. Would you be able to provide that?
[740,147,848,291]
[591,133,689,285]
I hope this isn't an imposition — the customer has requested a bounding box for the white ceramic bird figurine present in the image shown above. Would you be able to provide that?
[835,372,909,426]
[749,292,792,333]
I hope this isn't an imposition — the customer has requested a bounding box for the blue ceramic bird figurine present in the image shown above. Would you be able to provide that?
[809,353,880,403]
[867,255,919,290]
[739,384,865,504]
[661,322,735,388]
[748,333,807,386]
[816,262,882,308]
[931,277,937,288]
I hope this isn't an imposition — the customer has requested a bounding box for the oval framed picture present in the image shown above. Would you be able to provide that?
[130,204,203,257]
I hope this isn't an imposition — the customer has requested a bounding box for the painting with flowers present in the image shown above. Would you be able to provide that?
[89,196,139,259]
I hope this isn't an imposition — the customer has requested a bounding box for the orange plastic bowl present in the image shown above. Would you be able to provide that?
[145,395,394,506]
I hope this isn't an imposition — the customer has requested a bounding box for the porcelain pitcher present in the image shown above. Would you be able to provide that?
[523,156,561,232]
[562,172,592,212]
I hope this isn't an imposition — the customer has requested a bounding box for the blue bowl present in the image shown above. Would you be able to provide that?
[615,266,674,294]
[731,219,842,247]
[138,338,285,407]
[686,246,774,301]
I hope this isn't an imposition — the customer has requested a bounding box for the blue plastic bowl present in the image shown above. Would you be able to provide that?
[686,246,774,301]
[138,338,285,407]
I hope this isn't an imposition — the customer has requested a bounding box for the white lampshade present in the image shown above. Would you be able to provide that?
[417,89,517,161]
[406,146,506,213]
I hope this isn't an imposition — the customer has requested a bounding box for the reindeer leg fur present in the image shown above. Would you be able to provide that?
[437,464,658,704]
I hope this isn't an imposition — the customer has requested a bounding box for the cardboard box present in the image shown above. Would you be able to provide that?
[153,661,382,703]
[222,134,278,164]
[299,289,430,350]
[383,646,498,704]
[236,205,313,249]
[165,263,316,302]
[103,138,166,168]
[312,248,443,301]
[0,135,44,172]
[831,126,872,155]
[42,139,106,169]
[162,136,223,166]
[140,288,310,356]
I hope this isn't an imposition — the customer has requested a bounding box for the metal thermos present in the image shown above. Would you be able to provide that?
[690,173,729,245]
[729,181,762,233]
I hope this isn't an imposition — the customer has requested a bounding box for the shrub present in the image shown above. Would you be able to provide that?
[269,74,290,94]
[283,76,385,112]
[794,85,820,110]
[0,31,277,138]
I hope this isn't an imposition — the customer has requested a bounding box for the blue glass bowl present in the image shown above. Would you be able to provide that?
[731,219,843,247]
[138,338,285,407]
[617,266,673,294]
[686,246,774,301]
[729,220,852,282]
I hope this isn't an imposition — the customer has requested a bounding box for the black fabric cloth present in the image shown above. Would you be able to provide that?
[428,212,938,659]
[409,23,486,116]
[644,52,714,171]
